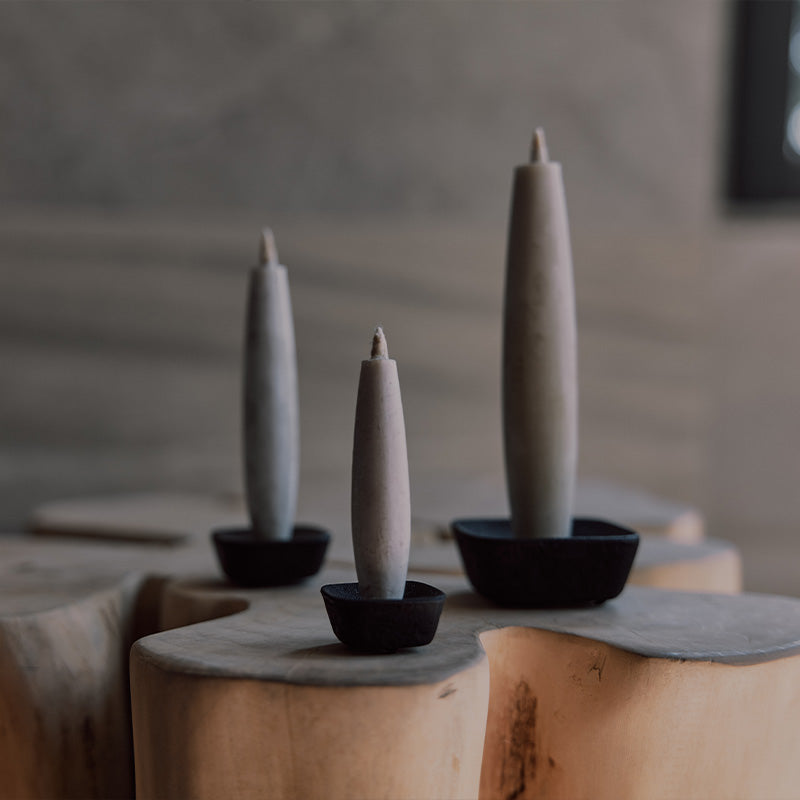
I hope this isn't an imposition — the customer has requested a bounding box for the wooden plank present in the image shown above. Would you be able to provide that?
[30,492,246,544]
[29,480,705,545]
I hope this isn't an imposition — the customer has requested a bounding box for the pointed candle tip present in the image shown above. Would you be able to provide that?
[258,228,279,266]
[531,127,549,163]
[371,326,388,359]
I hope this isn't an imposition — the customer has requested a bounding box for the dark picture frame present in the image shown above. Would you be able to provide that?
[728,0,800,203]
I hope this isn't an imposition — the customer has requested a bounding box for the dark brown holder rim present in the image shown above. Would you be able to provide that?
[451,517,639,608]
[321,580,446,654]
[212,525,330,587]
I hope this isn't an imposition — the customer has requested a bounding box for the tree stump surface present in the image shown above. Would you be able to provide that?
[132,568,800,800]
[0,495,738,800]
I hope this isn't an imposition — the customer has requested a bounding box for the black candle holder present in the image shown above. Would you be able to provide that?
[212,525,330,587]
[451,517,639,608]
[321,580,446,654]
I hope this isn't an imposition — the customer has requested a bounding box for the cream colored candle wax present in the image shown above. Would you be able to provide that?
[351,327,410,598]
[503,128,577,539]
[243,229,299,541]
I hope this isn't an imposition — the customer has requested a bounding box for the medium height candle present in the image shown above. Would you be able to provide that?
[503,128,577,539]
[351,327,410,599]
[243,229,299,541]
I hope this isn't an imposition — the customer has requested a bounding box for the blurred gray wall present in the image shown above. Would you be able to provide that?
[0,2,719,226]
[3,1,800,591]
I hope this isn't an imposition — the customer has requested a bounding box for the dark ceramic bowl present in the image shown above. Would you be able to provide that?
[451,517,639,608]
[321,580,446,653]
[212,525,330,587]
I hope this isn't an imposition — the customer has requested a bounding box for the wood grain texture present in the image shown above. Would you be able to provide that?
[132,649,488,800]
[132,571,800,800]
[479,627,800,800]
[0,536,216,799]
[0,574,141,799]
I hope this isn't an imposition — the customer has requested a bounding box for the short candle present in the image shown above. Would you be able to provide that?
[351,327,411,599]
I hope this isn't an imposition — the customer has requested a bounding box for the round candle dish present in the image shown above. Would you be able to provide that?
[212,525,330,587]
[451,517,639,608]
[321,581,446,654]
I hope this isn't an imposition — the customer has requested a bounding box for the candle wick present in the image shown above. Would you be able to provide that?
[530,127,549,164]
[371,326,388,359]
[259,228,280,267]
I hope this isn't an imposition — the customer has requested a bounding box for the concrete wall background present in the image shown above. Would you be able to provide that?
[3,1,800,592]
[0,2,720,226]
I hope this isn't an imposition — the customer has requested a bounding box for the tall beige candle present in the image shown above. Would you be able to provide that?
[243,229,299,541]
[351,327,410,599]
[502,128,577,539]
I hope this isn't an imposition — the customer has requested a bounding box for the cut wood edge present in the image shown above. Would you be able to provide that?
[131,647,490,800]
[0,572,152,800]
[478,626,800,799]
[159,580,250,631]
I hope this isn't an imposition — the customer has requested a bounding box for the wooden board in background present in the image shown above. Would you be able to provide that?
[28,484,734,595]
[28,480,704,545]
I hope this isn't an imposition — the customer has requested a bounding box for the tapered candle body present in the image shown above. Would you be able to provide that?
[243,230,298,541]
[351,328,410,599]
[502,129,577,539]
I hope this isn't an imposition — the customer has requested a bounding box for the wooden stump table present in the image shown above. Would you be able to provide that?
[0,486,740,799]
[132,567,800,800]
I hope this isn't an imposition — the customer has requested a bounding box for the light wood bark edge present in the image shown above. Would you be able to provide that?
[479,626,800,799]
[131,652,489,800]
[0,573,150,799]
